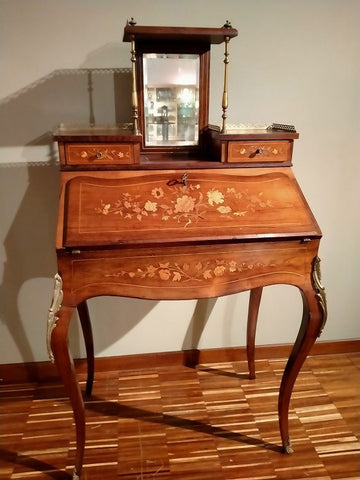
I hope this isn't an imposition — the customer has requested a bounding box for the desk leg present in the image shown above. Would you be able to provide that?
[278,260,327,453]
[246,287,263,379]
[77,301,94,397]
[51,305,85,480]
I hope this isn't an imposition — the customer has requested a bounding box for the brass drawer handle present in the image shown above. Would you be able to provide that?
[96,152,103,159]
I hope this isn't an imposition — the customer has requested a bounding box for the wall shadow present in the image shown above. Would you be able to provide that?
[0,52,217,365]
[0,66,133,147]
[0,65,156,367]
[0,158,59,366]
[182,298,217,366]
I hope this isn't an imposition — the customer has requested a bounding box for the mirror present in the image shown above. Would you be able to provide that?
[143,53,200,146]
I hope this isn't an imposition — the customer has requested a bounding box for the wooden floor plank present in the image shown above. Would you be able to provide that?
[0,353,359,479]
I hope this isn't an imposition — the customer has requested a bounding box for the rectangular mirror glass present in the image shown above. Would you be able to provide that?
[143,53,200,147]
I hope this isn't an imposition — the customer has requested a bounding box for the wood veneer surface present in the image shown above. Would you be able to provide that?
[1,353,359,479]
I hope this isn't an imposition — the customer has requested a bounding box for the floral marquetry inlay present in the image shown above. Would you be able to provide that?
[95,180,273,228]
[64,172,314,246]
[66,143,133,165]
[104,257,277,283]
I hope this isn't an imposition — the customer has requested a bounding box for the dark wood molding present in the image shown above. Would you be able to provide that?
[1,339,358,384]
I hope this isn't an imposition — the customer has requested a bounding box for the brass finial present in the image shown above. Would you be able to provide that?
[128,17,136,26]
[223,20,232,29]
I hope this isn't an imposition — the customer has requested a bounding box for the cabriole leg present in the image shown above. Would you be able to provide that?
[51,305,85,479]
[47,274,85,479]
[278,257,327,453]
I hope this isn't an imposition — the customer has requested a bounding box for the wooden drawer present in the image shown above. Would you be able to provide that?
[227,140,292,163]
[58,240,319,303]
[65,143,135,166]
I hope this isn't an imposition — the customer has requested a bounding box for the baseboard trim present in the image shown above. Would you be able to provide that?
[1,339,358,384]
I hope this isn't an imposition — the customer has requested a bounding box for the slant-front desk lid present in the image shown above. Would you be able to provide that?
[63,170,321,247]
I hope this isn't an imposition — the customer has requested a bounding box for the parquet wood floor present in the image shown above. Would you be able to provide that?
[1,353,359,480]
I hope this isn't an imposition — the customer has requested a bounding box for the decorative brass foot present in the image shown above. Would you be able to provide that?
[311,256,328,335]
[46,273,63,363]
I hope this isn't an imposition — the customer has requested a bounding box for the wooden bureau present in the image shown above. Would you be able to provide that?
[48,22,327,480]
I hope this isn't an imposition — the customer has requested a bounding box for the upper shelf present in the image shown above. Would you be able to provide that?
[123,23,238,45]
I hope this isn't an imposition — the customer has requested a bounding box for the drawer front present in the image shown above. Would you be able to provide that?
[66,143,134,165]
[228,141,292,163]
[59,240,319,302]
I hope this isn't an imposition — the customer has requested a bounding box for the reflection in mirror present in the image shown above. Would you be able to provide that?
[143,54,199,146]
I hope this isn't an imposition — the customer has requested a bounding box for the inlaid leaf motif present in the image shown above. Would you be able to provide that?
[203,270,212,279]
[217,205,232,214]
[173,271,182,282]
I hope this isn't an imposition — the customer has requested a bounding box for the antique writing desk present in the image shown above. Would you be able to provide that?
[48,22,327,480]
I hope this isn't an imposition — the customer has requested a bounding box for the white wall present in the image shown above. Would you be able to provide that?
[0,0,359,364]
